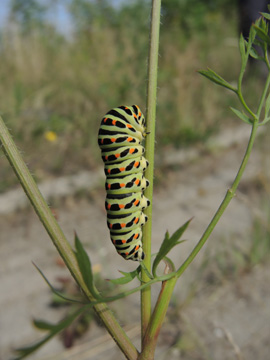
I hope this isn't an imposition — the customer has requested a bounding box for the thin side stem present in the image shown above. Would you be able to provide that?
[138,91,260,360]
[0,116,138,360]
[237,36,257,121]
[176,121,259,278]
[141,0,161,339]
[139,117,259,359]
[257,72,270,119]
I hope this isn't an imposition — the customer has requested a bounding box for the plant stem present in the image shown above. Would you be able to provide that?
[257,72,270,119]
[141,0,161,339]
[140,98,259,360]
[176,120,259,278]
[139,276,177,360]
[237,36,257,121]
[0,116,138,360]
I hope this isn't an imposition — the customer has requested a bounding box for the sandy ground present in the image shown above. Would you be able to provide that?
[0,124,270,360]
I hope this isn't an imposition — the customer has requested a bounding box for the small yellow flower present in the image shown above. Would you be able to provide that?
[44,131,57,142]
[92,263,102,274]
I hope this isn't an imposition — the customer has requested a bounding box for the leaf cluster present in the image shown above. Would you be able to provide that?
[13,219,192,359]
[198,15,270,126]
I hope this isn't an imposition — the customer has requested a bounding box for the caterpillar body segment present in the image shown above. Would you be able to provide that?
[102,105,146,133]
[110,228,144,261]
[110,228,142,246]
[117,244,144,261]
[105,193,150,214]
[101,145,145,164]
[105,173,149,194]
[98,133,141,149]
[104,156,149,177]
[107,210,148,232]
[98,105,150,261]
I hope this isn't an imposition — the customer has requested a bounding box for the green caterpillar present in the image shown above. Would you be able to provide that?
[98,105,150,261]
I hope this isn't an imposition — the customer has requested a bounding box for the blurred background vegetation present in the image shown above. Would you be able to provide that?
[0,0,259,192]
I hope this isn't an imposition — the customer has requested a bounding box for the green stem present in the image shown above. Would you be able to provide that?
[138,119,259,359]
[237,89,257,120]
[139,91,260,360]
[176,121,259,278]
[141,0,161,339]
[139,276,177,360]
[257,71,270,120]
[0,116,138,360]
[237,37,257,121]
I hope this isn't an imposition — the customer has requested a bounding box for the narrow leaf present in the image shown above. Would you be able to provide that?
[198,69,237,92]
[33,263,85,304]
[230,107,252,124]
[33,319,56,331]
[152,219,192,276]
[261,17,268,32]
[261,12,270,21]
[13,306,87,360]
[249,23,257,44]
[74,233,101,299]
[239,33,246,63]
[109,266,141,285]
[249,47,263,60]
[253,25,270,45]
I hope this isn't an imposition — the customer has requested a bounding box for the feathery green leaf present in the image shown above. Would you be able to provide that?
[152,219,192,277]
[198,69,237,92]
[74,232,101,299]
[230,107,253,124]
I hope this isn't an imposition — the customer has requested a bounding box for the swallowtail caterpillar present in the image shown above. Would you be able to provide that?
[98,105,150,261]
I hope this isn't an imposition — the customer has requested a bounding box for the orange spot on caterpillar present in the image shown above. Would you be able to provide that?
[129,148,135,154]
[113,240,116,244]
[107,204,111,210]
[121,239,126,244]
[134,233,139,239]
[135,179,140,185]
[127,124,133,128]
[119,167,125,172]
[101,139,104,144]
[120,183,125,188]
[115,154,120,158]
[134,161,140,167]
[107,184,111,189]
[105,156,108,160]
[133,114,137,119]
[107,168,111,174]
[121,223,126,228]
[119,204,125,209]
[111,138,116,142]
[134,217,139,224]
[127,137,133,142]
[112,120,117,125]
[134,200,139,206]
[104,118,108,122]
[109,224,113,229]
[125,252,129,255]
[135,245,139,251]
